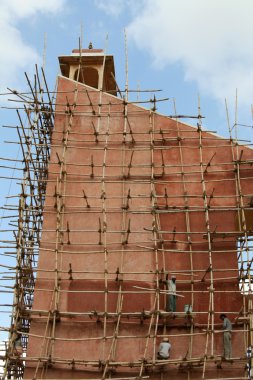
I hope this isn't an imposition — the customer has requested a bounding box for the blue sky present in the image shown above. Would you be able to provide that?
[1,0,253,136]
[0,0,253,370]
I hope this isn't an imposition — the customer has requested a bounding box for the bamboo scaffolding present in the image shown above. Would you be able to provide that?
[227,94,252,354]
[1,49,253,380]
[2,65,53,379]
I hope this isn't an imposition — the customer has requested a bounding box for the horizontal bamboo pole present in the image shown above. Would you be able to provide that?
[3,328,246,342]
[12,245,241,254]
[3,124,220,135]
[5,139,252,151]
[8,97,170,107]
[3,307,246,319]
[0,287,244,297]
[2,352,248,368]
[0,265,241,275]
[1,87,163,96]
[23,206,253,215]
[10,175,253,185]
[0,226,247,236]
[0,160,244,172]
[0,189,237,203]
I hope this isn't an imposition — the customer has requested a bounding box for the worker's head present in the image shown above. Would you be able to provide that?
[163,337,169,342]
[171,275,176,283]
[220,314,227,320]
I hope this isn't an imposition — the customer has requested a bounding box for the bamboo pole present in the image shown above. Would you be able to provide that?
[173,98,195,359]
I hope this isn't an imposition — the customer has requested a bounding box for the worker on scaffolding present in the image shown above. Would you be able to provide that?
[246,345,253,379]
[157,337,171,360]
[165,275,177,312]
[11,317,23,357]
[220,314,232,360]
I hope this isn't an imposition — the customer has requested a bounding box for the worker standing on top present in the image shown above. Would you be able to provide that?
[220,314,232,360]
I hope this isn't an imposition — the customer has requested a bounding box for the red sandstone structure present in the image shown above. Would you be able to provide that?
[3,47,253,380]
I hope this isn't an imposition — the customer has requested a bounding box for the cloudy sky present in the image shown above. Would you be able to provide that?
[0,0,253,372]
[0,0,253,134]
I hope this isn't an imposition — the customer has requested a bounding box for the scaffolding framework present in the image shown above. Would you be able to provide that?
[0,67,53,379]
[0,50,253,380]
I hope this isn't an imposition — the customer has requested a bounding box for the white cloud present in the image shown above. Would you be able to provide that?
[94,0,145,17]
[94,0,125,17]
[0,0,66,92]
[0,0,65,19]
[127,0,253,107]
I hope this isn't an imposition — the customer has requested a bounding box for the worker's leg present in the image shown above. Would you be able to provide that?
[167,295,176,312]
[172,295,176,312]
[166,295,170,312]
[224,332,232,359]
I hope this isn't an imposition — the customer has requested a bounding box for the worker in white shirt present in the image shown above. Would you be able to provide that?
[157,337,171,360]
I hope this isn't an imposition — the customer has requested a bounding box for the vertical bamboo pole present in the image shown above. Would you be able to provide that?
[196,97,215,378]
[149,105,163,364]
[173,98,195,360]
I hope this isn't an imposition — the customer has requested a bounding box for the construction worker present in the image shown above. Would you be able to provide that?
[157,337,171,360]
[220,314,232,360]
[246,345,253,379]
[13,337,23,357]
[12,317,23,357]
[166,275,177,312]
